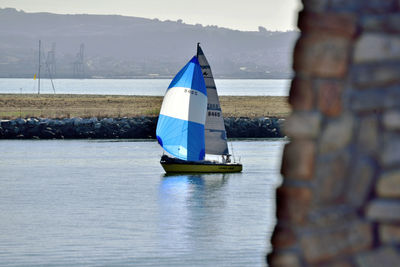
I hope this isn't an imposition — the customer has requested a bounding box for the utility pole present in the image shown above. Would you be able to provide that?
[38,40,41,95]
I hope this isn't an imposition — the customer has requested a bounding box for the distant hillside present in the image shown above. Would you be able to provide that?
[0,8,298,79]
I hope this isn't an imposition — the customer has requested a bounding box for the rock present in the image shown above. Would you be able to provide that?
[353,63,400,89]
[317,80,344,117]
[355,246,400,267]
[351,89,385,112]
[354,33,400,63]
[377,169,400,198]
[383,109,400,130]
[268,252,301,267]
[318,114,354,155]
[357,115,379,155]
[41,130,56,139]
[298,11,357,38]
[276,185,312,225]
[15,118,26,125]
[361,0,398,13]
[300,220,372,264]
[271,223,297,249]
[293,33,351,78]
[26,118,39,128]
[281,139,315,180]
[366,199,400,222]
[0,120,11,128]
[314,150,351,204]
[72,117,83,127]
[380,132,400,167]
[88,117,98,124]
[289,77,314,111]
[0,116,284,139]
[361,14,400,33]
[283,111,321,138]
[379,223,400,244]
[347,156,376,207]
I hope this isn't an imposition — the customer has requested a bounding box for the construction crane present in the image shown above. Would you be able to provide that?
[73,43,85,78]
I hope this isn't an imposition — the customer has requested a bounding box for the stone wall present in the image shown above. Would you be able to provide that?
[268,0,400,266]
[0,117,283,139]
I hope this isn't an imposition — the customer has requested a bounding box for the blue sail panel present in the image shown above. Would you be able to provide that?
[156,55,207,161]
[156,115,205,161]
[168,56,207,95]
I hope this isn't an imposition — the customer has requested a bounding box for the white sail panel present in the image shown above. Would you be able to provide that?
[197,44,229,155]
[156,56,208,161]
[160,87,207,124]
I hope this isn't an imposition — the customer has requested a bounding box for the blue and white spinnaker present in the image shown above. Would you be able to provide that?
[156,56,207,161]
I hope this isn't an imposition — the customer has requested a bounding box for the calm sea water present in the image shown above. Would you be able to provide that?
[0,78,290,96]
[0,139,284,267]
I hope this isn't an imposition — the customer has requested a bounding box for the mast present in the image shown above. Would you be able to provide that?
[38,40,41,95]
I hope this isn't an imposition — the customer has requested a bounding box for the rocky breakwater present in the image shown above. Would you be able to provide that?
[224,117,284,138]
[0,117,284,139]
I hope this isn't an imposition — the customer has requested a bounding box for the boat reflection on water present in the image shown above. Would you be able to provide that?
[157,174,231,255]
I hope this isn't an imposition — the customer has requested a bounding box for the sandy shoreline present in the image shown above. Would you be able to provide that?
[0,94,290,119]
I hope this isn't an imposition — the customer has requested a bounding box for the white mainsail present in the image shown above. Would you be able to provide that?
[197,44,229,156]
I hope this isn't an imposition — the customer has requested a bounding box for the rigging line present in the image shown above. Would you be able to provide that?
[45,61,56,94]
[230,141,236,161]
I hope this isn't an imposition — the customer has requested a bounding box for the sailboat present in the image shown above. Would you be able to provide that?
[156,43,242,173]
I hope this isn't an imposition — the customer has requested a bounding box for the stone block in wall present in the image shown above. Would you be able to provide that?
[381,132,400,167]
[283,111,321,139]
[300,220,372,264]
[379,223,400,244]
[302,0,328,13]
[353,63,400,89]
[366,199,400,222]
[317,80,343,117]
[298,11,358,38]
[289,77,314,111]
[314,150,350,204]
[281,140,315,181]
[318,114,354,155]
[383,109,400,130]
[356,115,379,156]
[355,246,400,267]
[318,260,354,267]
[267,252,301,267]
[307,205,357,228]
[293,34,351,78]
[361,0,398,14]
[354,33,400,63]
[276,185,312,225]
[271,223,297,250]
[328,0,361,13]
[377,169,400,198]
[347,156,376,207]
[361,14,400,33]
[351,89,384,112]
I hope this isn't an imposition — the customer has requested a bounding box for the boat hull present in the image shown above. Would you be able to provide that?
[161,162,242,173]
[160,155,242,173]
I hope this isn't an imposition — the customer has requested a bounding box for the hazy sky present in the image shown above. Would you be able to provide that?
[1,0,301,31]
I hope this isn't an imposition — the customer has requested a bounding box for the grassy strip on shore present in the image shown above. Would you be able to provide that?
[0,94,290,119]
